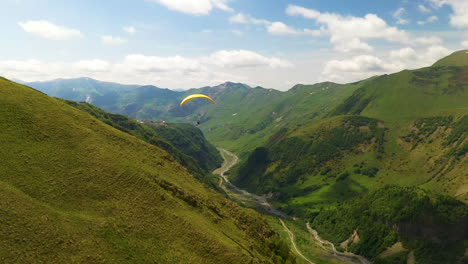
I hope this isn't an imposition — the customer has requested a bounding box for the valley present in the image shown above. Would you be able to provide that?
[3,1,468,262]
[2,50,467,263]
[213,147,371,264]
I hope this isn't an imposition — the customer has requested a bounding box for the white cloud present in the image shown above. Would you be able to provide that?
[267,22,300,35]
[393,8,410,25]
[267,21,324,36]
[334,38,374,53]
[462,40,468,47]
[149,0,232,15]
[417,16,438,25]
[207,50,293,68]
[18,20,82,40]
[286,5,442,52]
[321,55,398,82]
[230,12,323,38]
[418,4,431,13]
[123,26,136,34]
[424,45,453,63]
[101,35,127,45]
[74,60,110,72]
[229,13,270,25]
[428,0,468,28]
[389,47,418,62]
[230,13,248,23]
[320,45,452,83]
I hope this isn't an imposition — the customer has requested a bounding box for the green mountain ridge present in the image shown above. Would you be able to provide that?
[234,50,467,212]
[433,50,468,67]
[0,77,296,263]
[228,50,467,264]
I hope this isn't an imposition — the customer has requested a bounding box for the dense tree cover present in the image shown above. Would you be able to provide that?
[151,123,223,172]
[401,115,467,158]
[310,186,467,263]
[445,115,468,158]
[233,116,386,194]
[374,251,407,264]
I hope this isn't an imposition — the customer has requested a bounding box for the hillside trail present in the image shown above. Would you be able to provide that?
[214,148,310,262]
[306,223,371,264]
[213,148,371,264]
[214,148,288,218]
[280,219,316,264]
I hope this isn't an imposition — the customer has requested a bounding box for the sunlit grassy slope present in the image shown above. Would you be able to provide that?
[62,100,222,188]
[0,77,296,264]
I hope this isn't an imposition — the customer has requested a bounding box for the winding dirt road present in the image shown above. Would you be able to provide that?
[306,223,371,264]
[213,148,288,218]
[213,147,369,264]
[213,148,312,263]
[280,219,316,264]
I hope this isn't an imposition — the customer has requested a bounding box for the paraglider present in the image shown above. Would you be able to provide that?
[179,94,216,126]
[179,94,216,107]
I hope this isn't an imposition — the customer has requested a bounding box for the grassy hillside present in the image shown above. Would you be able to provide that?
[311,186,467,264]
[62,100,222,188]
[0,77,296,263]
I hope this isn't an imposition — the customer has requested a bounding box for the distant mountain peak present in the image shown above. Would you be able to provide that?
[217,81,250,89]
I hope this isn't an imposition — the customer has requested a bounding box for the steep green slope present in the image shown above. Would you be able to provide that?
[150,123,223,172]
[26,77,139,103]
[62,100,222,187]
[0,77,296,264]
[331,57,468,122]
[311,186,467,264]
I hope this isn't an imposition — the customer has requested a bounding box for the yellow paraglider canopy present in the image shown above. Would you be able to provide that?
[180,94,216,107]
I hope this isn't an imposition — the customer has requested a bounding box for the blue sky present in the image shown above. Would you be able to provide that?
[1,0,467,90]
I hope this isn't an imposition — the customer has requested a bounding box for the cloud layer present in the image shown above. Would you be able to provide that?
[428,0,468,28]
[18,20,82,40]
[286,5,442,52]
[0,50,292,88]
[320,45,452,83]
[101,35,127,45]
